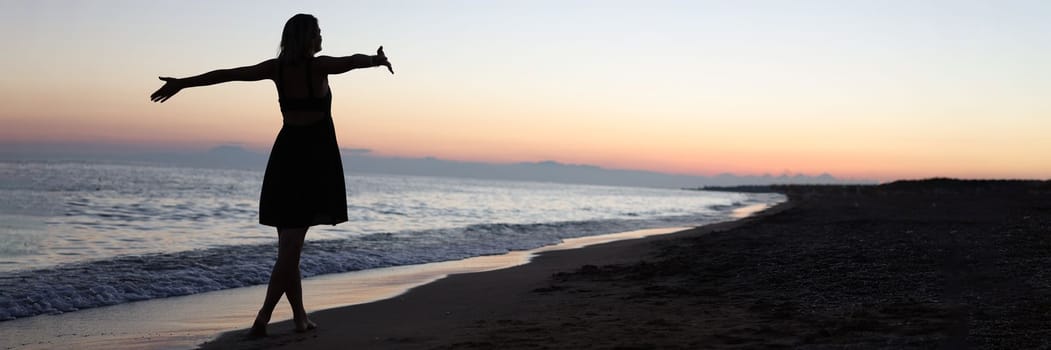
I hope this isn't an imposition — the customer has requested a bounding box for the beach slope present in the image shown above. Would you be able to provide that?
[201,179,1051,349]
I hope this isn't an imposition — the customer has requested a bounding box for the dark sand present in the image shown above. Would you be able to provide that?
[200,179,1051,349]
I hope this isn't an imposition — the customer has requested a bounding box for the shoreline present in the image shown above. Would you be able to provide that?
[198,202,790,349]
[0,204,777,350]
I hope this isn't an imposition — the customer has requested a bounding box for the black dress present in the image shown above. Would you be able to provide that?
[259,61,349,228]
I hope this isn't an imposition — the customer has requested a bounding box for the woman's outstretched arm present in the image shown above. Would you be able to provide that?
[150,59,276,103]
[316,46,394,75]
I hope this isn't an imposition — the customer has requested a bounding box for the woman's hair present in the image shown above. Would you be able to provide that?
[278,14,320,64]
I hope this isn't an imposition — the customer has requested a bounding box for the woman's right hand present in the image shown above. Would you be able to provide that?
[150,77,183,103]
[375,46,393,74]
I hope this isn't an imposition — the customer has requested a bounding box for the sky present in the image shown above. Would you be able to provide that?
[1,0,1049,181]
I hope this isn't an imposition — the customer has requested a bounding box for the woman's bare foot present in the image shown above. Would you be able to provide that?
[248,313,270,338]
[248,322,268,338]
[294,317,318,333]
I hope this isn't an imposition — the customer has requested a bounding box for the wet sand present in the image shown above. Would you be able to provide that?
[201,179,1051,349]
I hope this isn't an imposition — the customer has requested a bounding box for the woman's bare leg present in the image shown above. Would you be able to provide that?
[251,226,310,336]
[279,228,317,332]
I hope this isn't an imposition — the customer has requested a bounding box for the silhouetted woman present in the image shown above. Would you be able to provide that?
[150,14,392,336]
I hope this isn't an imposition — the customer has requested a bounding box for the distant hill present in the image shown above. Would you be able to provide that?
[345,153,869,188]
[0,144,873,188]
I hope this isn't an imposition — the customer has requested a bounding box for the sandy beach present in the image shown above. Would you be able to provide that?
[199,179,1051,349]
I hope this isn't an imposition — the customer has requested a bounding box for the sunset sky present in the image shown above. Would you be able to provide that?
[1,0,1049,181]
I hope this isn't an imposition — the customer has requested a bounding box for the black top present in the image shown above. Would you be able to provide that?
[276,61,332,113]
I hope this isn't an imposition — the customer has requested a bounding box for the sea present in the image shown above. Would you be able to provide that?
[0,161,784,321]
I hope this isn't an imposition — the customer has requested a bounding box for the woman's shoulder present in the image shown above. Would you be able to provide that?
[312,56,338,65]
[310,56,346,75]
[276,57,330,70]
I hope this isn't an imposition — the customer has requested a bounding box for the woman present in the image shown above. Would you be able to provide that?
[150,14,393,336]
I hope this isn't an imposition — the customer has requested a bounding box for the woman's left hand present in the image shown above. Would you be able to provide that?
[375,46,393,74]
